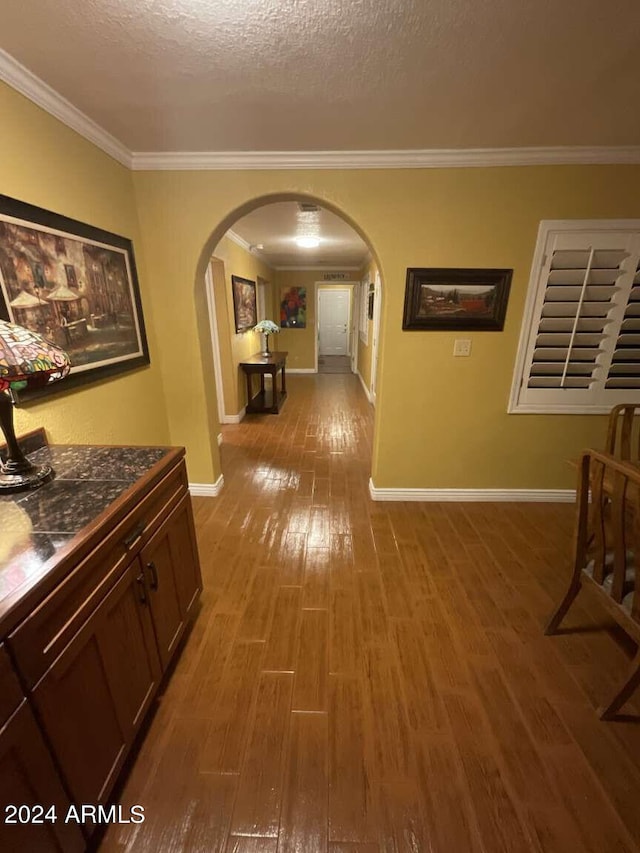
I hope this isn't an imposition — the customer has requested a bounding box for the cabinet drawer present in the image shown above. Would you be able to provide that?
[8,460,187,688]
[0,644,24,725]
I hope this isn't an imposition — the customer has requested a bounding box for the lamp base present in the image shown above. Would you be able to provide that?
[0,463,54,494]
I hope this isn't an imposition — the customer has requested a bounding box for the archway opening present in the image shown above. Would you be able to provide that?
[194,192,384,485]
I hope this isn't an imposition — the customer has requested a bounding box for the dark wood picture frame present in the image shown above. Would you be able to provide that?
[402,267,512,331]
[0,194,150,402]
[231,275,258,333]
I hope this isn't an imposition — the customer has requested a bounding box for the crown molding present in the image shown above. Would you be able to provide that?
[2,52,639,172]
[0,48,132,168]
[226,229,253,252]
[130,146,640,171]
[275,265,361,271]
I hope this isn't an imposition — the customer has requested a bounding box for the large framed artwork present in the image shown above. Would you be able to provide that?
[280,286,307,328]
[0,194,150,401]
[232,275,257,333]
[402,267,512,331]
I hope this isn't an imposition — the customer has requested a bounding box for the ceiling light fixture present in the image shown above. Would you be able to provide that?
[296,236,320,249]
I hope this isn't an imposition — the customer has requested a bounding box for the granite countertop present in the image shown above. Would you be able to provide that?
[0,442,172,622]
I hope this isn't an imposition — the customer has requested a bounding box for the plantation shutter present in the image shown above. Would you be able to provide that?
[510,221,640,414]
[606,257,640,390]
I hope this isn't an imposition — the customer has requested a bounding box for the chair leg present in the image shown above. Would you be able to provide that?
[544,578,582,635]
[598,649,640,720]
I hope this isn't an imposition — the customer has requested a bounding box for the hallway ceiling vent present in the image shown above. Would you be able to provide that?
[298,203,320,213]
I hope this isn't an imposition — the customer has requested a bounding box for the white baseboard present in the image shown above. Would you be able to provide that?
[288,368,317,373]
[368,479,575,502]
[357,371,373,403]
[189,475,225,497]
[221,408,245,424]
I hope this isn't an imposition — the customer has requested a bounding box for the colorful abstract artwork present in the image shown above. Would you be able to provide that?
[280,286,307,329]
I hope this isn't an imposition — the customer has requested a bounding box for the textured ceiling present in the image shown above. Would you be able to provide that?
[228,202,369,268]
[1,0,640,152]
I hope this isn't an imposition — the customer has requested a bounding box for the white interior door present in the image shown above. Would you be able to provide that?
[318,288,350,355]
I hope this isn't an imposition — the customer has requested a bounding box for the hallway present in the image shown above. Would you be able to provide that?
[101,374,640,853]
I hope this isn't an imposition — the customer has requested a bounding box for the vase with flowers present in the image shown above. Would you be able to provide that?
[253,319,280,357]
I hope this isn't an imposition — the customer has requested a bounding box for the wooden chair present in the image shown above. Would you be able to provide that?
[605,404,640,460]
[545,449,640,719]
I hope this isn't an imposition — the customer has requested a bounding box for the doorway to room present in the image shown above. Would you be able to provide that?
[317,286,353,374]
[318,287,351,356]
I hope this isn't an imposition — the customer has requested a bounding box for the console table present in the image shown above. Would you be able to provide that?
[240,351,288,414]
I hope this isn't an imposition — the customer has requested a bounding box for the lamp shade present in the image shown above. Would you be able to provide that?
[0,320,70,494]
[0,319,70,392]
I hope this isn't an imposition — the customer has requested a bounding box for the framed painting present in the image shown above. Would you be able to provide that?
[232,275,257,333]
[280,286,307,328]
[403,267,512,331]
[0,194,150,401]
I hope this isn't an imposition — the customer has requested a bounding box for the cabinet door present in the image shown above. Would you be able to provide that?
[141,495,202,670]
[0,701,84,852]
[32,561,161,805]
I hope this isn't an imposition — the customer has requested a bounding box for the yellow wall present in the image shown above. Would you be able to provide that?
[211,237,275,415]
[0,83,171,453]
[132,166,640,489]
[5,78,640,490]
[357,260,378,393]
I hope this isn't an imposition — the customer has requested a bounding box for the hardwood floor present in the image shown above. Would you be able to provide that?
[100,374,640,853]
[318,356,352,374]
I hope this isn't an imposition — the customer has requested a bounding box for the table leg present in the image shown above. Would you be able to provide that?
[270,368,277,412]
[245,371,253,409]
[281,364,287,395]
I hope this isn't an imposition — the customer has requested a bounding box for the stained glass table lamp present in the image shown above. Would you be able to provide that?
[0,320,70,493]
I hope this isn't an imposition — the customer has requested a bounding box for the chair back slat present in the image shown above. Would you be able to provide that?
[581,450,640,620]
[605,404,640,460]
[590,457,607,585]
[610,471,628,603]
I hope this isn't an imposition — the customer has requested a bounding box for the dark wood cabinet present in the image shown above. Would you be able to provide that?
[0,644,83,852]
[141,495,202,669]
[0,449,203,850]
[0,702,85,852]
[32,561,161,805]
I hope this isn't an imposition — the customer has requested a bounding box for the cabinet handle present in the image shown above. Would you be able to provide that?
[136,572,147,604]
[146,561,159,590]
[123,521,146,550]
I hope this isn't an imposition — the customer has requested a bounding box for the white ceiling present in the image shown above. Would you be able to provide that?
[227,202,369,268]
[1,0,640,154]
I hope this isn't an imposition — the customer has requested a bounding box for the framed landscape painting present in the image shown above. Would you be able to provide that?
[403,267,512,331]
[232,275,257,333]
[0,194,149,401]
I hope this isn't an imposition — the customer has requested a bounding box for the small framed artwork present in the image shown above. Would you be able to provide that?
[0,193,150,402]
[280,286,307,328]
[403,267,512,331]
[232,275,258,333]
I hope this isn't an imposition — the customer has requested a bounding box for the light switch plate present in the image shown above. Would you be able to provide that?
[453,339,472,357]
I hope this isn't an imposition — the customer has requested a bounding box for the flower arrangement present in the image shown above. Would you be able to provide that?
[253,319,280,355]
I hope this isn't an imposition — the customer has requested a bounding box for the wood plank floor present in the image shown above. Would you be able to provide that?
[100,375,640,853]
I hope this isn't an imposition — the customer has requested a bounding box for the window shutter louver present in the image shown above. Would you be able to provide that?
[606,258,640,389]
[509,221,640,414]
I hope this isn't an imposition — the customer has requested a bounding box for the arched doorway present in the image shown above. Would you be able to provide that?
[195,193,384,481]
